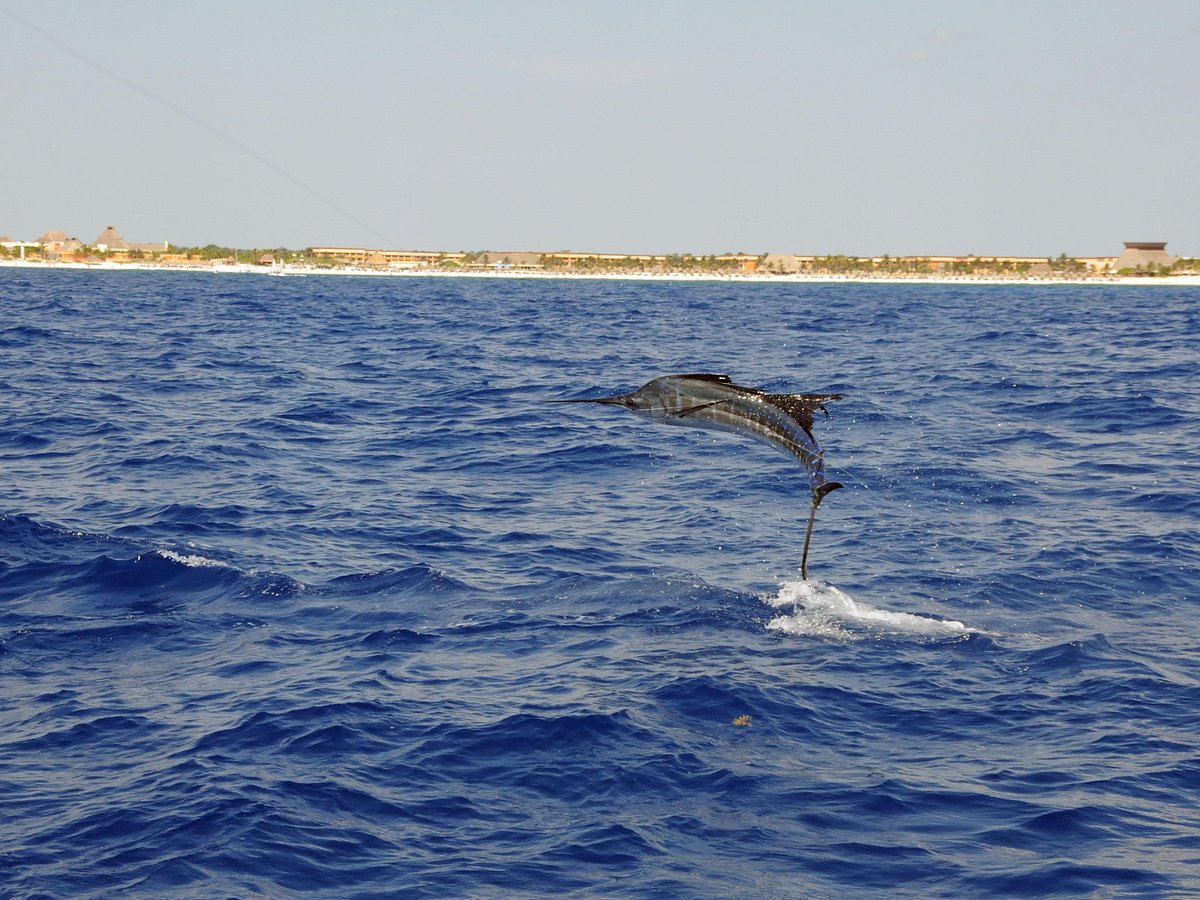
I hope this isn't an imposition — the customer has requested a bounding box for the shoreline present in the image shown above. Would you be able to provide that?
[2,258,1198,287]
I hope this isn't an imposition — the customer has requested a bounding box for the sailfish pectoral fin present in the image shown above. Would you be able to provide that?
[671,400,727,418]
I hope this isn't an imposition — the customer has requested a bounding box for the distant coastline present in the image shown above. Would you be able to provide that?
[3,226,1196,285]
[3,257,1198,287]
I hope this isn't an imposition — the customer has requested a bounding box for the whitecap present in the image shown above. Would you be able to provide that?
[764,579,972,640]
[154,549,235,570]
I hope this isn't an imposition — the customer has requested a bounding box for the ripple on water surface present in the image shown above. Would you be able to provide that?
[2,271,1199,896]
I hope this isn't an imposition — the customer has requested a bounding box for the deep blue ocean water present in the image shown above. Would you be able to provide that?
[1,267,1198,897]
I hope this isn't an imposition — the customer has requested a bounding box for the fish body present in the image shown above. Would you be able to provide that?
[554,373,845,579]
[559,373,843,505]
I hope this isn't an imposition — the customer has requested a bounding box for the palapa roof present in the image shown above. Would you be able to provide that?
[761,253,804,273]
[36,230,69,244]
[1114,241,1177,271]
[94,225,130,250]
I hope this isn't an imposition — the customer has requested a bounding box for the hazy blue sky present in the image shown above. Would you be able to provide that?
[2,1,1197,256]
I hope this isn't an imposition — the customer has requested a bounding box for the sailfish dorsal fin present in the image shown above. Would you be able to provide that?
[769,393,844,417]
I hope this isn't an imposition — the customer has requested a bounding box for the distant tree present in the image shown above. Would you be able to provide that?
[1049,253,1084,274]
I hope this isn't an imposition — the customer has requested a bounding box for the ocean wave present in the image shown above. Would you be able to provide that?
[4,273,1200,896]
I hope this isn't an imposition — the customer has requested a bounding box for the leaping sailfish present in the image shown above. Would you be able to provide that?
[553,373,843,580]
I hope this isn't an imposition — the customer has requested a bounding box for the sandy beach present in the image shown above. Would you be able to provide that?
[2,257,1198,287]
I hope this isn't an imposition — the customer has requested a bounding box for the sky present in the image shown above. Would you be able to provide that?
[2,0,1197,256]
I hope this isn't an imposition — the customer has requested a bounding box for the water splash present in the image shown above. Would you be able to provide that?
[764,578,972,640]
[153,549,236,569]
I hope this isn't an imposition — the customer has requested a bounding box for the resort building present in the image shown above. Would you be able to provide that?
[94,225,169,256]
[309,247,763,273]
[309,247,467,267]
[1112,242,1177,272]
[30,230,86,259]
[548,251,666,268]
[470,251,544,270]
[34,230,82,254]
[716,254,760,273]
[0,235,38,258]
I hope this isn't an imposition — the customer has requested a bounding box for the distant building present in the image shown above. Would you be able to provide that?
[761,253,804,273]
[33,230,86,259]
[35,230,75,252]
[1113,242,1177,272]
[94,225,130,252]
[473,251,543,270]
[309,247,466,267]
[715,253,760,273]
[94,224,168,255]
[1077,257,1117,274]
[548,251,664,269]
[1,235,39,259]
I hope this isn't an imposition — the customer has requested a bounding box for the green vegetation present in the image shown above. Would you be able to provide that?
[167,244,307,264]
[9,240,1194,279]
[1048,253,1085,274]
[536,253,746,274]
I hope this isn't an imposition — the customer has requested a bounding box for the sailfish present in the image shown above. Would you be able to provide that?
[553,373,843,579]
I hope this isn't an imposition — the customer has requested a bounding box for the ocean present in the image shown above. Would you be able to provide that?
[1,268,1197,897]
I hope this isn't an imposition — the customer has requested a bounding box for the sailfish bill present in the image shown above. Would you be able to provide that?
[553,373,844,580]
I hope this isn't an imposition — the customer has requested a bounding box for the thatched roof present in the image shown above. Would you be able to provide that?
[761,253,803,273]
[36,230,68,244]
[1114,242,1177,271]
[94,225,129,250]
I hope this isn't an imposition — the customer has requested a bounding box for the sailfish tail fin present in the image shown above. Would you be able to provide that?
[814,481,843,505]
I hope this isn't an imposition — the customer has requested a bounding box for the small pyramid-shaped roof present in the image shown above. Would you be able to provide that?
[36,230,68,244]
[94,225,130,250]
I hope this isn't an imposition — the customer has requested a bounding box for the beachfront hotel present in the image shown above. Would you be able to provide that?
[1,224,169,262]
[3,228,1190,277]
[306,246,1141,275]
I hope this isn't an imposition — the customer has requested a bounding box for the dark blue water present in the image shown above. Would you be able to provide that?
[2,268,1198,897]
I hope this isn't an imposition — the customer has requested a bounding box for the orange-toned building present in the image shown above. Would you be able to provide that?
[310,248,467,267]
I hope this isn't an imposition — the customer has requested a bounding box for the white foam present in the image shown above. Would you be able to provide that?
[154,549,234,570]
[764,579,972,640]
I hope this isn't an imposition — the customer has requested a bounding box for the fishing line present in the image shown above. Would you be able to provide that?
[0,6,399,248]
